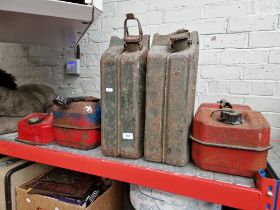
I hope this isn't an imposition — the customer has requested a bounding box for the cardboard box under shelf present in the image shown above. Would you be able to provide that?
[16,178,125,210]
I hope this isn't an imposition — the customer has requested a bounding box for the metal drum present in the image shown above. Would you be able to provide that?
[144,29,199,166]
[101,14,150,159]
[130,184,221,210]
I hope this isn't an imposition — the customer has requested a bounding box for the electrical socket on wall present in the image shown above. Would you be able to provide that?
[66,59,80,75]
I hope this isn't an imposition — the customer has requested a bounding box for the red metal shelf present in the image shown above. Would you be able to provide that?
[0,133,278,209]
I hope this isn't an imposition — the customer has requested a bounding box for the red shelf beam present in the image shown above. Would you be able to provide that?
[0,139,276,209]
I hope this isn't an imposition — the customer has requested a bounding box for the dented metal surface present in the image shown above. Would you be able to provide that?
[144,30,199,166]
[191,103,271,177]
[101,14,149,159]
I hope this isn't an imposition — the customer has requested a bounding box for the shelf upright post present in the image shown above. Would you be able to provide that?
[256,170,278,209]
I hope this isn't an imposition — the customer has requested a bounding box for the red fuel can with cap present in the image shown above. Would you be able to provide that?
[191,101,271,177]
[53,99,101,150]
[17,113,54,145]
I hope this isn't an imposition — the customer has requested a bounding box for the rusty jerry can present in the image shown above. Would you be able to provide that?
[101,14,150,159]
[53,97,101,150]
[191,101,271,177]
[144,29,199,166]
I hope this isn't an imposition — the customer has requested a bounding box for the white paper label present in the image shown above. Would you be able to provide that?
[84,105,93,113]
[123,133,133,140]
[106,88,113,92]
[25,198,31,203]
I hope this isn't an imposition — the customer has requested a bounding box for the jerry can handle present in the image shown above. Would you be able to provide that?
[123,13,143,52]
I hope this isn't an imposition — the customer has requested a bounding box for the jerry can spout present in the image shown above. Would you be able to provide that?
[170,29,192,52]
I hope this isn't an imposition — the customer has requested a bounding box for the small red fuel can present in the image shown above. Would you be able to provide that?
[17,113,54,145]
[191,102,271,177]
[53,99,101,150]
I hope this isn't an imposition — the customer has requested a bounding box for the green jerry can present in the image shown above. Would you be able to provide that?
[101,14,150,159]
[144,29,199,166]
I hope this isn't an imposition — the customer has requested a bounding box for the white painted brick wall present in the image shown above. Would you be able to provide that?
[249,31,280,48]
[229,81,251,95]
[220,49,269,64]
[208,81,228,93]
[201,33,249,49]
[269,48,280,63]
[251,81,275,96]
[187,18,227,34]
[244,65,280,80]
[204,1,251,18]
[227,14,277,33]
[0,0,280,139]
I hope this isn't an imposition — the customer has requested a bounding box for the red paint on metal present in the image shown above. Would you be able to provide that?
[256,172,277,210]
[52,100,101,150]
[17,113,54,145]
[54,127,101,150]
[192,103,271,177]
[0,139,263,209]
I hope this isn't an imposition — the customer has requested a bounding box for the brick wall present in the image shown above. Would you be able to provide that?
[0,0,280,139]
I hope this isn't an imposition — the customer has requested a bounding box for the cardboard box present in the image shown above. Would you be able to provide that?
[0,157,52,210]
[16,179,125,210]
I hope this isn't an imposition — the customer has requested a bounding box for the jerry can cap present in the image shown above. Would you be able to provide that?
[220,110,243,125]
[170,29,192,52]
[170,29,191,41]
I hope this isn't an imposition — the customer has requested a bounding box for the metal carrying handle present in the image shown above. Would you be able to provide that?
[123,13,143,52]
[53,96,99,108]
[210,109,223,117]
[124,13,143,42]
